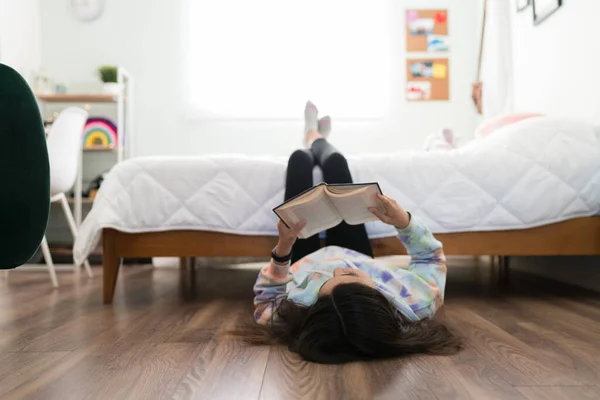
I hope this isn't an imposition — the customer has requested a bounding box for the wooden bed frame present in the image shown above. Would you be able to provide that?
[102,217,600,303]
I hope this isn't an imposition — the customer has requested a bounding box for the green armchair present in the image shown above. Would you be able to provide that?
[0,64,50,269]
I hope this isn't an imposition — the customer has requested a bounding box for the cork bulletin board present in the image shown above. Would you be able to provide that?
[406,58,449,101]
[406,9,449,52]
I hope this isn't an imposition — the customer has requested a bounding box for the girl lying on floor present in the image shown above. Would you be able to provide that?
[241,102,462,364]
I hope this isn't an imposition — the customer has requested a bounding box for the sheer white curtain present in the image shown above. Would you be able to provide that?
[183,0,391,119]
[481,0,514,118]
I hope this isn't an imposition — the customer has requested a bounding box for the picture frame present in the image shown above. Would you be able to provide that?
[517,0,531,12]
[532,0,562,25]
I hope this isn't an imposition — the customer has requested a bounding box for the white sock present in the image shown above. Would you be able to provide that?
[304,101,319,134]
[318,116,331,137]
[441,128,456,147]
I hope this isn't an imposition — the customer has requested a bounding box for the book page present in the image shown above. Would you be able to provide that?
[278,185,323,209]
[326,183,373,195]
[276,189,342,239]
[328,185,384,225]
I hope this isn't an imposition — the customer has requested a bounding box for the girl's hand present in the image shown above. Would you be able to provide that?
[275,220,306,257]
[369,193,410,229]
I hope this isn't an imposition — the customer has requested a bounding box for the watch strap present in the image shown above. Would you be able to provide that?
[271,247,292,263]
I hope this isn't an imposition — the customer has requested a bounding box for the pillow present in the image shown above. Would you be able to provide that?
[476,113,544,139]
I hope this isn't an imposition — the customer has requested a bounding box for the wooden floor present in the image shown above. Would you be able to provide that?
[1,259,600,400]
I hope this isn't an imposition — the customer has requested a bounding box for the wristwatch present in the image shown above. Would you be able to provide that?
[271,247,292,263]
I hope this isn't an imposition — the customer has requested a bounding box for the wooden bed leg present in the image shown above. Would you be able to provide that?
[179,257,188,270]
[103,229,121,304]
[178,257,197,300]
[497,256,504,284]
[490,255,504,289]
[502,256,510,285]
[497,256,510,287]
[490,255,497,276]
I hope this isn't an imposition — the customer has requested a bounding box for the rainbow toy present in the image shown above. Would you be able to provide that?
[82,117,118,149]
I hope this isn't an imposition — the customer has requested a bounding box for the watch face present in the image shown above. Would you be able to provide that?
[70,0,104,22]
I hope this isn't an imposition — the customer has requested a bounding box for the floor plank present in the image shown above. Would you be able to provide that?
[515,385,600,400]
[411,353,525,400]
[444,307,584,386]
[446,347,527,400]
[259,346,364,400]
[173,335,270,400]
[124,343,205,400]
[0,352,70,397]
[0,260,599,399]
[463,298,600,385]
[364,357,441,400]
[518,322,600,381]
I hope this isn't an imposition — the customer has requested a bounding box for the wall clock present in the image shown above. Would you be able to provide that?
[70,0,104,22]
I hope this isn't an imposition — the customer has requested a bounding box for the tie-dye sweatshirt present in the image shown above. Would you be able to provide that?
[253,214,446,325]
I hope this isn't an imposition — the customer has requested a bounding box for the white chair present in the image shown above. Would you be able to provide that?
[42,107,94,286]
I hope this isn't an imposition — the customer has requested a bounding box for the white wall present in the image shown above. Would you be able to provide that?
[39,0,480,157]
[0,0,41,82]
[511,0,600,124]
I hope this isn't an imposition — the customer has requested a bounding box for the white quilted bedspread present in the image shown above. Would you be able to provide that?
[74,117,600,264]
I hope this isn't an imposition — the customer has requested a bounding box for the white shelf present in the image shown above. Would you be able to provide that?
[36,93,118,103]
[38,67,134,226]
[82,146,118,153]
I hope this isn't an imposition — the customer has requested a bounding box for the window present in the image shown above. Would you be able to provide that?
[184,0,391,119]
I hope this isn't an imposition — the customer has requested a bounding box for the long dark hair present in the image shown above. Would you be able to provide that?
[233,283,463,364]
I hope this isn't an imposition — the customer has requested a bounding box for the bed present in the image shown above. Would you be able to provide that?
[72,117,600,303]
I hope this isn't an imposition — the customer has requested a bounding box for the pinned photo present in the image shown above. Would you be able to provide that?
[409,61,434,78]
[409,18,435,35]
[427,35,450,52]
[432,62,447,79]
[407,81,432,100]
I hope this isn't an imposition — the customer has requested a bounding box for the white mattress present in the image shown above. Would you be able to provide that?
[74,117,600,264]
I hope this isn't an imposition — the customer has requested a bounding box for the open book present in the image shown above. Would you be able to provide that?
[273,183,384,239]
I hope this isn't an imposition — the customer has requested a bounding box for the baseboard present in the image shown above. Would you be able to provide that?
[511,256,600,293]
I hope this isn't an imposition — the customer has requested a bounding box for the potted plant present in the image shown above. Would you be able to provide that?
[98,65,121,94]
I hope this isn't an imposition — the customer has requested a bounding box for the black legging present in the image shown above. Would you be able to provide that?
[285,139,373,264]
